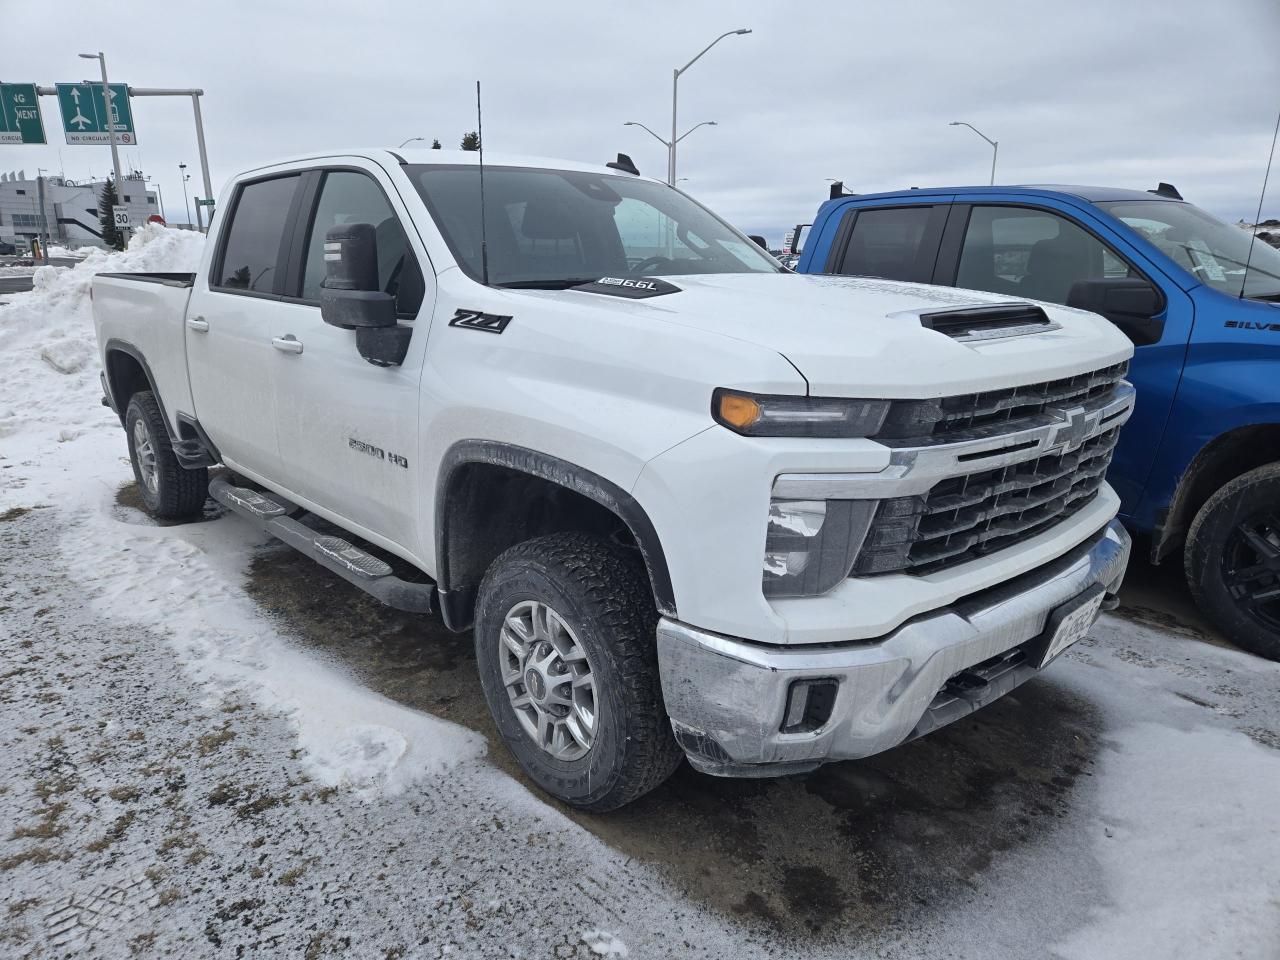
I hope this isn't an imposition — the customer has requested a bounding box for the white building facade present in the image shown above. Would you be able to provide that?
[0,171,158,250]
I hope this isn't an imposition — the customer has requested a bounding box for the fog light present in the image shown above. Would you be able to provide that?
[781,678,839,733]
[763,499,875,598]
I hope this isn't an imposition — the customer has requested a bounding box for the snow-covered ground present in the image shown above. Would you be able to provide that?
[1,228,1278,958]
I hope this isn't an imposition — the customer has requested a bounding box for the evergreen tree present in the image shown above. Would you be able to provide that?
[460,131,480,151]
[98,179,124,251]
[431,138,442,149]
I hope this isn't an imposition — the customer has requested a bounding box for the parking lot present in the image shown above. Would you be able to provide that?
[2,433,1277,957]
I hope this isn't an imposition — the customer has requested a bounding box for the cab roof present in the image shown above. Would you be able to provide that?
[242,148,664,184]
[832,184,1182,205]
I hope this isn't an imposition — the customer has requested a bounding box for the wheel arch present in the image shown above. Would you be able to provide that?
[1154,422,1280,563]
[434,441,676,631]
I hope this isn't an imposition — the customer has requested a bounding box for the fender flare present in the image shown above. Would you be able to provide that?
[434,440,676,628]
[102,339,220,467]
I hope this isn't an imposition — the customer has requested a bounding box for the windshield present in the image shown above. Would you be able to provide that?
[406,164,780,287]
[1096,199,1280,300]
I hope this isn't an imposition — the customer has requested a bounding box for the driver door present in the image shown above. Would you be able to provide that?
[270,163,433,554]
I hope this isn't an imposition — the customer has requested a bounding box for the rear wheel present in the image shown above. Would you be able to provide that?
[474,533,682,811]
[1185,463,1280,661]
[124,391,209,521]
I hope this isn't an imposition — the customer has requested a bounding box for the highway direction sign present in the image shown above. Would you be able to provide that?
[55,82,136,145]
[0,83,46,144]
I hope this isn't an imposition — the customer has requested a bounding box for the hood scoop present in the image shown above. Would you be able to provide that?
[919,303,1059,343]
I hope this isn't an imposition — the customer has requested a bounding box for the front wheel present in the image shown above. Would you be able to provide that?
[124,391,209,521]
[474,533,682,811]
[1185,463,1280,662]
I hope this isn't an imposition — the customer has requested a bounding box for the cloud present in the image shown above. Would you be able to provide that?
[4,0,1278,243]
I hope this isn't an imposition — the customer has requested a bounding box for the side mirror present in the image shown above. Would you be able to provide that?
[319,223,411,366]
[1066,277,1165,346]
[748,234,769,250]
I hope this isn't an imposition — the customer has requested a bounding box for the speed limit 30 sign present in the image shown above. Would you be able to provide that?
[113,208,130,228]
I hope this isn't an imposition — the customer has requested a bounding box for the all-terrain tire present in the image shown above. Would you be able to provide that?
[124,391,209,521]
[474,532,683,811]
[1185,463,1280,662]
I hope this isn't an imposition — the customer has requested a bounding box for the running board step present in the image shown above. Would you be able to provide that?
[209,474,436,614]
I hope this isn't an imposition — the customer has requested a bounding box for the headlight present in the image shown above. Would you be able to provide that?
[763,498,876,598]
[713,389,890,438]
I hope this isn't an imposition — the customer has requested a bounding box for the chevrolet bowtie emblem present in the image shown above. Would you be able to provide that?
[1045,405,1100,453]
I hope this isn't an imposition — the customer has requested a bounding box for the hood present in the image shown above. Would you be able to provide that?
[552,272,1134,399]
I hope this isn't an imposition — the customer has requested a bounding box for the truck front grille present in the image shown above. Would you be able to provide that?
[875,361,1129,442]
[854,422,1123,576]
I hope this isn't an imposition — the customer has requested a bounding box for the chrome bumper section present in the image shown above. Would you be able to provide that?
[657,519,1131,777]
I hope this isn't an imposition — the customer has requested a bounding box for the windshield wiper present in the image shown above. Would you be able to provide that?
[494,278,599,290]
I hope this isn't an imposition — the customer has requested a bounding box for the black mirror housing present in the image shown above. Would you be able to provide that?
[318,222,412,366]
[748,234,769,250]
[1066,277,1165,345]
[320,223,396,330]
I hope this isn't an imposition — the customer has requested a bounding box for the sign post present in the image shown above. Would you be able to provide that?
[0,83,46,144]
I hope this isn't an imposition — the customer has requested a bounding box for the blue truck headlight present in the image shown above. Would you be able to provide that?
[763,499,876,598]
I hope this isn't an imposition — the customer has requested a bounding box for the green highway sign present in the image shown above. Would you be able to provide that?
[0,83,46,144]
[56,82,136,145]
[196,197,215,206]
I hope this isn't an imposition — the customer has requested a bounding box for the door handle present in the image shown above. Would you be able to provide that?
[187,316,209,332]
[271,334,304,355]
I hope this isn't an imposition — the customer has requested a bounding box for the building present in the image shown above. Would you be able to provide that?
[0,170,158,250]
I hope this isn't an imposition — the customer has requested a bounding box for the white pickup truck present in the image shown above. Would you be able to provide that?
[92,148,1135,810]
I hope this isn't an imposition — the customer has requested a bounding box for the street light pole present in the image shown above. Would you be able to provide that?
[398,137,425,148]
[949,121,999,185]
[669,28,750,184]
[79,52,127,242]
[179,163,192,228]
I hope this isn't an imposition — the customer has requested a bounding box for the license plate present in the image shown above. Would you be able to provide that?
[1035,584,1106,668]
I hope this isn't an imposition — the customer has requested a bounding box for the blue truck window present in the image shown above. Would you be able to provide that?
[838,206,936,281]
[957,205,1132,304]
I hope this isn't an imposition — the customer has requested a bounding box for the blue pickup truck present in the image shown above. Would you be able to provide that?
[797,183,1280,660]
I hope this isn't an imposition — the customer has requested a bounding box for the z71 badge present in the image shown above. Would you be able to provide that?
[450,309,513,334]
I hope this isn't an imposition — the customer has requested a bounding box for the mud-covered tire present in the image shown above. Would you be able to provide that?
[474,533,683,811]
[124,391,209,521]
[1185,463,1280,662]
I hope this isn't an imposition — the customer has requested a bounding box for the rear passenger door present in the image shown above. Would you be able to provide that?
[823,202,952,283]
[269,163,433,555]
[186,172,303,480]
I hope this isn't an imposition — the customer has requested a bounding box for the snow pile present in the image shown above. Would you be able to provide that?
[0,224,204,446]
[46,243,94,259]
[581,930,630,957]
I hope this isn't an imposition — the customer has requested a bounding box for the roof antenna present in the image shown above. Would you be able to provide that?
[1240,106,1280,299]
[476,80,490,287]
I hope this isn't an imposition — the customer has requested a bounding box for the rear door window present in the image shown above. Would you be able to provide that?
[213,175,300,294]
[836,206,942,282]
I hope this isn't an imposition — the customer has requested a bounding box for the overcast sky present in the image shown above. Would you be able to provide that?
[4,0,1278,242]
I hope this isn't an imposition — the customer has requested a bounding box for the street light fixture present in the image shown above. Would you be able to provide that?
[398,137,425,148]
[949,121,999,185]
[668,28,750,184]
[624,119,719,162]
[79,52,127,240]
[179,162,192,229]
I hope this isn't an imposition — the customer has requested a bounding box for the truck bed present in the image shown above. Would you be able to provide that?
[93,272,198,434]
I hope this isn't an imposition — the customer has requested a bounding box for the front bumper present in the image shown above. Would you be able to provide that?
[657,519,1130,777]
